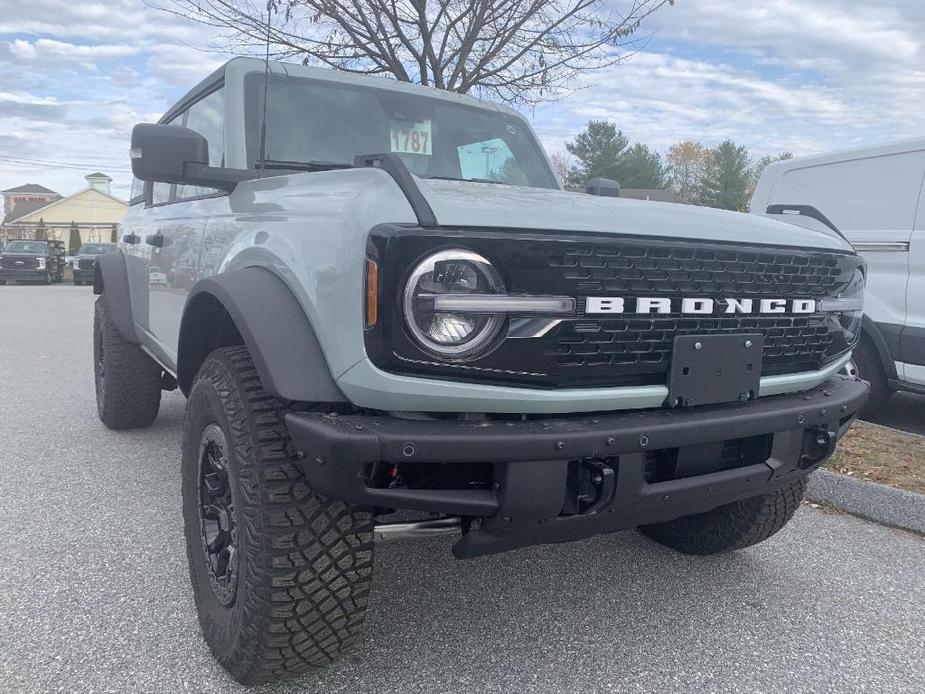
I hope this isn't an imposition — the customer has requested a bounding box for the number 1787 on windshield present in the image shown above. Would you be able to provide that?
[390,120,432,155]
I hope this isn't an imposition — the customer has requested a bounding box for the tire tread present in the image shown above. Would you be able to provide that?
[641,477,806,555]
[94,296,161,429]
[185,346,373,684]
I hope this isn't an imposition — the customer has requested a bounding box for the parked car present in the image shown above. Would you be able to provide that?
[148,266,167,286]
[72,242,119,285]
[0,238,65,284]
[92,57,868,684]
[751,138,925,410]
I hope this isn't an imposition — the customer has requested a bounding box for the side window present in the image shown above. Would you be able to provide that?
[152,180,171,205]
[456,137,528,185]
[175,88,225,201]
[129,178,145,206]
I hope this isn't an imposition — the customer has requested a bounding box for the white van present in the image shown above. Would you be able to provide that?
[751,138,925,410]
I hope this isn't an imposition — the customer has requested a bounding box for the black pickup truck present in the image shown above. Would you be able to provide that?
[0,239,65,285]
[72,243,118,286]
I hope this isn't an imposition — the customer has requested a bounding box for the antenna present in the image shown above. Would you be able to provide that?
[257,0,273,175]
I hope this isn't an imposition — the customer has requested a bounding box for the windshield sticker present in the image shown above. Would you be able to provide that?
[390,120,432,155]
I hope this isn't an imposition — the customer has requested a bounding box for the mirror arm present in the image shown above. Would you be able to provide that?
[181,163,258,193]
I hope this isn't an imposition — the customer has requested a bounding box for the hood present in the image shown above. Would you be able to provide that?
[413,178,853,252]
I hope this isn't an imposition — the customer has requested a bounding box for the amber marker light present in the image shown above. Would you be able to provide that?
[365,258,379,329]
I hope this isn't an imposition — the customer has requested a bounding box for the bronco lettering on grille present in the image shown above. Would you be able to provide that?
[584,297,817,315]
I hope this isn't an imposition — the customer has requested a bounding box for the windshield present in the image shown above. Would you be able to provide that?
[245,74,557,189]
[79,244,116,255]
[4,241,46,253]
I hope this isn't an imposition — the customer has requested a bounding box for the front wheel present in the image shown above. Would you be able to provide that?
[183,346,374,684]
[640,478,806,555]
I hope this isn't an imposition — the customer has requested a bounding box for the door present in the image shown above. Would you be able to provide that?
[142,86,227,362]
[775,151,922,352]
[904,178,925,385]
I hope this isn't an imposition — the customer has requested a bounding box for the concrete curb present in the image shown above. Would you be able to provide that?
[806,469,925,534]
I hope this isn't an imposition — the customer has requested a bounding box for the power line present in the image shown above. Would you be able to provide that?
[1,154,131,168]
[0,156,133,174]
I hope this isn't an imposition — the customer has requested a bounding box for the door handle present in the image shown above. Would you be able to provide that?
[146,233,165,247]
[123,233,140,244]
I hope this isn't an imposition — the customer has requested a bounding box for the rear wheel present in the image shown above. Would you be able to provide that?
[183,346,374,684]
[640,478,806,555]
[94,296,162,429]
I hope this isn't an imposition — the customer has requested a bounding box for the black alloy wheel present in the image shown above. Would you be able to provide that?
[197,423,238,606]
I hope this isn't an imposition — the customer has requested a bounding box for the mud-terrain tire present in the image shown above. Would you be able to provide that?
[640,477,806,555]
[94,296,161,429]
[853,337,890,415]
[182,346,374,684]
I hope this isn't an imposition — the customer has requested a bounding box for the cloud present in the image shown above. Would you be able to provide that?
[9,38,139,60]
[0,91,70,121]
[1,0,923,198]
[533,0,925,159]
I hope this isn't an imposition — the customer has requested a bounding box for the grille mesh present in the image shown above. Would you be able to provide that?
[549,315,833,375]
[548,244,842,297]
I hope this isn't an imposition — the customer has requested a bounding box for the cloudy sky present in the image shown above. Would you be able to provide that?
[1,0,924,199]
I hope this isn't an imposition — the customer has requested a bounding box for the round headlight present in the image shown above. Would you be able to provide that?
[403,249,505,359]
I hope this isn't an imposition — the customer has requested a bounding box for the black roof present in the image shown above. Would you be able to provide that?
[1,199,53,225]
[1,183,59,195]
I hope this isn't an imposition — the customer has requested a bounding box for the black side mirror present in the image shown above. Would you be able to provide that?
[129,123,254,193]
[585,177,621,197]
[130,124,209,185]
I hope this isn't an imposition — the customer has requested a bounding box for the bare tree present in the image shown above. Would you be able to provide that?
[152,0,672,105]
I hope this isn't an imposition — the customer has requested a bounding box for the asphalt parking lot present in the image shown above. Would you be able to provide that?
[1,285,924,694]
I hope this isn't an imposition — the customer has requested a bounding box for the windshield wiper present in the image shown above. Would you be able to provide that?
[425,175,513,186]
[256,159,354,172]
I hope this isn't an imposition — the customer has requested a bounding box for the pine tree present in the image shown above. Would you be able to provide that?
[700,140,752,211]
[565,120,629,186]
[69,221,81,253]
[618,144,666,189]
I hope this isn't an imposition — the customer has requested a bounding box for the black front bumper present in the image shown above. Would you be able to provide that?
[73,269,95,282]
[285,375,868,558]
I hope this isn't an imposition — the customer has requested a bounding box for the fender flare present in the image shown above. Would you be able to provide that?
[860,315,899,380]
[178,267,348,403]
[92,251,139,343]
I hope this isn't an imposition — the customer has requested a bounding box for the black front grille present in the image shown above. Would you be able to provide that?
[552,314,833,376]
[2,256,36,270]
[547,243,842,297]
[76,258,95,271]
[368,227,860,390]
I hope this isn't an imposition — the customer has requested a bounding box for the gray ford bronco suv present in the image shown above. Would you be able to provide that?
[94,58,868,683]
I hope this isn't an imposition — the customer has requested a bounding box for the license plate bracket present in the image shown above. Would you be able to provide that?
[667,334,764,408]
